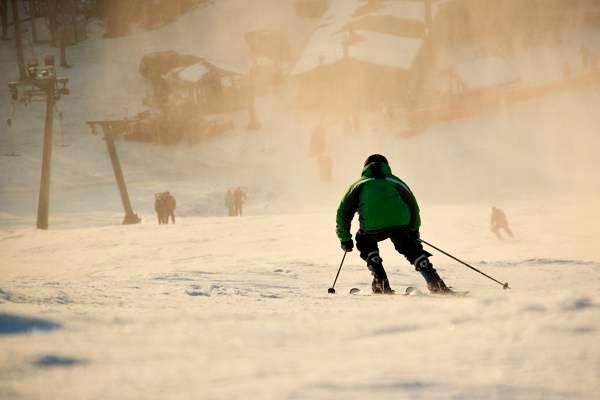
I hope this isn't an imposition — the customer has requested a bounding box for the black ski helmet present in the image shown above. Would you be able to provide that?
[364,154,388,166]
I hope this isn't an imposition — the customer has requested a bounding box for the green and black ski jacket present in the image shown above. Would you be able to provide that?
[336,162,421,242]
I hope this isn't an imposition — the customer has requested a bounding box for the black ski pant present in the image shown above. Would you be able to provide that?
[355,228,431,278]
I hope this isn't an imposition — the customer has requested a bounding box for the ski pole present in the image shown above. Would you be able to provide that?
[420,239,510,290]
[328,251,348,294]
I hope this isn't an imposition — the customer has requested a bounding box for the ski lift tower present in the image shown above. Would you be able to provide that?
[85,119,141,225]
[8,58,69,230]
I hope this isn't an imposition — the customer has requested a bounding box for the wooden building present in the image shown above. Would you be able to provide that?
[132,57,244,144]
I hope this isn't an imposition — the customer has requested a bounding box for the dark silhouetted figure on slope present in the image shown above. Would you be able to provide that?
[225,189,235,216]
[155,191,176,224]
[233,187,247,216]
[336,154,452,294]
[490,206,513,240]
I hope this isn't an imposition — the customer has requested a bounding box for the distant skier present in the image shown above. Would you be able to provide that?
[224,189,235,216]
[154,191,176,224]
[490,206,514,240]
[336,154,452,294]
[308,125,327,158]
[317,153,332,182]
[233,187,247,216]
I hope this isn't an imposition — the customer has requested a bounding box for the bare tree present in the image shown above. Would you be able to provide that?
[1,0,8,40]
[56,5,70,68]
[69,0,78,42]
[10,0,27,80]
[48,0,57,44]
[29,0,41,43]
[48,0,71,68]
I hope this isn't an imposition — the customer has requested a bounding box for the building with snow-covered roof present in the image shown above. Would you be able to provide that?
[159,59,246,114]
[344,0,431,38]
[349,30,422,69]
[293,34,424,118]
[292,0,435,113]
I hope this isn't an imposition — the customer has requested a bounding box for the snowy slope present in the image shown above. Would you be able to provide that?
[1,200,600,400]
[1,2,600,399]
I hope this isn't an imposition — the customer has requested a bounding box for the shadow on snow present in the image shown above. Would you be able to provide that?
[292,381,576,400]
[0,312,62,335]
[34,354,87,368]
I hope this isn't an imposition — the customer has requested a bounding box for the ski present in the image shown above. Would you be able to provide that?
[348,287,417,296]
[349,287,469,296]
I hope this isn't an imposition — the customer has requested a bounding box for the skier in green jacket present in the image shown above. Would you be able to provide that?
[336,154,452,294]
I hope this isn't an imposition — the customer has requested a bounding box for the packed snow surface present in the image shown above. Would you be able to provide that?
[1,199,600,400]
[1,1,600,399]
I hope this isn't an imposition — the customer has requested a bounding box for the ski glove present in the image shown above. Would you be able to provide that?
[341,240,354,252]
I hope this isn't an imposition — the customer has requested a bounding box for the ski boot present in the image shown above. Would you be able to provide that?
[372,276,395,294]
[414,255,453,294]
[367,251,395,294]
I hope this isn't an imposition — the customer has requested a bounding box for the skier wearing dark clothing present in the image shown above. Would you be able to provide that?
[336,154,452,294]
